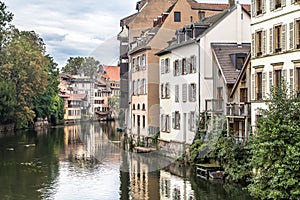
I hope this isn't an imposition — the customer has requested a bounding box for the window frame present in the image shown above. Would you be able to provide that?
[174,11,181,22]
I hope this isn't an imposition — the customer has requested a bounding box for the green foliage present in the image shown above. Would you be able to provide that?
[0,80,17,124]
[61,56,100,77]
[213,134,252,183]
[248,82,300,199]
[188,138,204,164]
[0,1,13,28]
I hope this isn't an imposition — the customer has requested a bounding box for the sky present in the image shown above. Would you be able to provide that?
[4,0,249,68]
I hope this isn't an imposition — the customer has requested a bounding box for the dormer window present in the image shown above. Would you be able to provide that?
[230,53,247,70]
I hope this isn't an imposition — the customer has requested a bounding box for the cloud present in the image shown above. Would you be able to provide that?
[5,0,137,67]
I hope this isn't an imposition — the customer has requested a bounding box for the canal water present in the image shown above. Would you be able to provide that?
[0,122,252,200]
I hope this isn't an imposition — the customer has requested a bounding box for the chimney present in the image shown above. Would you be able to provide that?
[229,0,235,7]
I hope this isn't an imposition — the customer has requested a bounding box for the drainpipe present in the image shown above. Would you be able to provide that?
[196,39,201,120]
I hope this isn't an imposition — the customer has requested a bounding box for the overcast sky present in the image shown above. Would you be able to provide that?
[4,0,249,68]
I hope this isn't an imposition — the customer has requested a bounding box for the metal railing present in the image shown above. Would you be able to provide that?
[226,102,251,117]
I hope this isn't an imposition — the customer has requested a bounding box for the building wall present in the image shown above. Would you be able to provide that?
[250,0,300,128]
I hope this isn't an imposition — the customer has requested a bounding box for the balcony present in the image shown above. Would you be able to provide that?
[226,102,251,117]
[205,99,224,113]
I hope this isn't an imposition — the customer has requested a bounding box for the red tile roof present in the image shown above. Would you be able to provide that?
[104,66,120,81]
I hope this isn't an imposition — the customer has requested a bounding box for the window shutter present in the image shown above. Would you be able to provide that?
[175,85,179,102]
[161,59,165,74]
[178,113,181,129]
[252,33,256,57]
[290,69,294,95]
[187,58,191,74]
[178,60,182,76]
[168,115,170,132]
[269,71,273,92]
[161,114,164,131]
[282,69,287,83]
[189,84,193,101]
[251,74,255,100]
[270,0,275,11]
[251,0,256,17]
[173,61,176,76]
[262,0,266,13]
[281,0,286,7]
[282,24,287,51]
[262,72,266,99]
[269,28,273,54]
[172,112,175,129]
[193,56,197,73]
[289,22,294,50]
[262,30,267,55]
[184,58,187,74]
[182,83,187,102]
[188,113,191,131]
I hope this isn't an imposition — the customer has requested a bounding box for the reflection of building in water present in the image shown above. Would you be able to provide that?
[62,123,121,163]
[130,154,160,200]
[160,170,194,200]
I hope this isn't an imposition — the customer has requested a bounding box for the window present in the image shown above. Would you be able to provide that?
[175,85,179,102]
[133,104,136,110]
[256,0,263,15]
[256,31,263,56]
[161,83,164,98]
[189,83,196,102]
[173,111,180,129]
[132,58,136,72]
[217,87,223,110]
[165,58,170,73]
[190,56,196,73]
[256,72,263,100]
[142,104,145,110]
[165,83,170,98]
[182,83,187,102]
[240,88,248,102]
[274,69,282,87]
[165,115,170,132]
[275,0,282,9]
[133,114,136,127]
[141,54,146,69]
[161,59,165,74]
[274,25,282,52]
[174,12,181,22]
[295,67,300,95]
[182,58,187,75]
[296,20,300,49]
[137,56,140,71]
[143,79,146,94]
[236,56,245,70]
[137,104,140,110]
[174,60,180,76]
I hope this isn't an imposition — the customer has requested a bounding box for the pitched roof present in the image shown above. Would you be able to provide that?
[188,1,250,12]
[120,13,138,27]
[211,43,251,85]
[69,94,87,101]
[104,66,120,81]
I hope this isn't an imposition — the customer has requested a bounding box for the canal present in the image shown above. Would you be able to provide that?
[0,122,252,200]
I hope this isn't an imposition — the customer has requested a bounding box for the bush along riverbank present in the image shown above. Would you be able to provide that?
[188,82,300,200]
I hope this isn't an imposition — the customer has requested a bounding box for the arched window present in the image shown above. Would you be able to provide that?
[142,104,145,110]
[137,104,140,110]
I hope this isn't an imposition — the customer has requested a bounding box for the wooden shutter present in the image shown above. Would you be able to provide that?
[187,58,191,74]
[289,22,294,50]
[262,0,266,13]
[269,71,273,92]
[281,0,286,7]
[172,112,175,129]
[161,59,165,74]
[193,56,197,73]
[251,74,255,100]
[251,0,256,17]
[270,0,275,11]
[290,69,294,95]
[282,24,287,51]
[282,69,287,83]
[182,83,187,102]
[269,28,273,54]
[175,85,179,102]
[178,60,182,76]
[262,72,266,99]
[262,30,267,55]
[252,33,256,57]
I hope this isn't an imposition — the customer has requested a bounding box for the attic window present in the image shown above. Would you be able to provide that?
[174,12,181,22]
[230,53,247,70]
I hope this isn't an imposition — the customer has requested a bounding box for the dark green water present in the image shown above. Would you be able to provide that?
[0,122,252,200]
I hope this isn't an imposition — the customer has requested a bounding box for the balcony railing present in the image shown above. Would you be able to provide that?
[226,102,251,117]
[205,99,224,113]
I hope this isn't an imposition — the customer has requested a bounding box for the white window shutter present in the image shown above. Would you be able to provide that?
[269,28,273,54]
[270,0,275,11]
[188,113,191,131]
[179,60,182,76]
[251,0,256,17]
[269,71,273,92]
[282,24,287,51]
[178,113,181,129]
[262,72,266,99]
[290,69,294,96]
[262,0,266,13]
[252,33,256,57]
[173,61,176,76]
[251,74,255,100]
[161,59,165,74]
[182,84,187,102]
[289,22,294,50]
[161,114,164,131]
[187,58,191,74]
[282,69,287,83]
[172,112,175,129]
[193,56,197,73]
[262,30,267,55]
[281,0,286,7]
[168,115,170,132]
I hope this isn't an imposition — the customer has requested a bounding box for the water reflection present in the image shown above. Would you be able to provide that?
[0,122,252,200]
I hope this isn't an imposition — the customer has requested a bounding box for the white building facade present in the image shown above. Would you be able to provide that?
[250,0,300,127]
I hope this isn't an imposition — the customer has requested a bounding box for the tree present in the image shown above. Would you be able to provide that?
[0,80,17,124]
[248,83,300,199]
[0,1,13,28]
[61,56,84,75]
